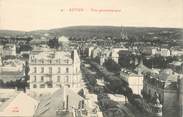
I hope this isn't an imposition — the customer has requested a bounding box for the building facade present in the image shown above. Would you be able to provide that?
[2,44,16,57]
[141,69,183,117]
[29,50,81,95]
[120,69,143,95]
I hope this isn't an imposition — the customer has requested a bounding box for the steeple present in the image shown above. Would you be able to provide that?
[120,25,128,40]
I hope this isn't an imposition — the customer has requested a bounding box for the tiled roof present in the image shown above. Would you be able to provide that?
[34,86,84,117]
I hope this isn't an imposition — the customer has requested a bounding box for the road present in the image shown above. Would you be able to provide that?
[81,59,141,117]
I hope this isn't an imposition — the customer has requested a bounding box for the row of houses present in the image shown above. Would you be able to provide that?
[0,87,103,117]
[0,43,103,117]
[142,46,183,57]
[86,46,129,65]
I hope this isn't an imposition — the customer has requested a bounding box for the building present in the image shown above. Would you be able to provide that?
[177,76,183,117]
[34,86,84,117]
[170,49,183,56]
[0,57,2,66]
[0,91,38,117]
[96,48,111,65]
[34,86,103,117]
[30,38,48,45]
[168,61,183,74]
[141,69,183,117]
[142,47,171,57]
[79,88,103,117]
[29,49,81,95]
[120,68,143,95]
[142,47,157,55]
[156,48,171,57]
[110,48,128,64]
[2,44,16,57]
[0,59,24,82]
[0,45,3,57]
[31,44,54,53]
[88,46,95,58]
[91,47,101,59]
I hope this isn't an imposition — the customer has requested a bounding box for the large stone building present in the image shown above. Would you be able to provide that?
[29,50,81,95]
[141,69,183,117]
[120,68,143,95]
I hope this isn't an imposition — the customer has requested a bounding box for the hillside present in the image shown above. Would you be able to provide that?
[0,26,182,42]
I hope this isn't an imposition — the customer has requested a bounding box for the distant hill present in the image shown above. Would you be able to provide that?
[0,26,182,41]
[48,26,183,39]
[0,30,26,37]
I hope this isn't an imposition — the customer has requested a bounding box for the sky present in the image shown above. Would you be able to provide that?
[0,0,183,31]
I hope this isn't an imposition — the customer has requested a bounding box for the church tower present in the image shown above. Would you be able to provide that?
[120,26,128,40]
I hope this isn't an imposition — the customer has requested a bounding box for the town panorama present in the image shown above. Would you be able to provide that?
[0,26,183,117]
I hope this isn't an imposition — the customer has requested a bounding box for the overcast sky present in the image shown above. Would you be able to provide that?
[0,0,183,31]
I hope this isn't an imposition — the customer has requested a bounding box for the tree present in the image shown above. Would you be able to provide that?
[48,37,59,49]
[104,59,121,73]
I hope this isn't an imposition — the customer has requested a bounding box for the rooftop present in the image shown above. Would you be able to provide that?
[30,51,73,64]
[159,69,180,82]
[34,86,84,117]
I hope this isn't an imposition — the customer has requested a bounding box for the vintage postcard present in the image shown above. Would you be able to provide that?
[0,0,183,117]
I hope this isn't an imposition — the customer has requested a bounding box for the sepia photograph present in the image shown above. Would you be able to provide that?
[0,0,183,117]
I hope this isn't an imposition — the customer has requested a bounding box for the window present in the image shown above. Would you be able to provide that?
[57,76,60,82]
[33,84,37,88]
[33,67,37,73]
[58,67,61,73]
[66,68,69,73]
[66,59,69,64]
[40,84,45,88]
[49,77,52,81]
[41,67,44,73]
[49,67,52,73]
[47,84,53,88]
[66,76,69,83]
[34,76,37,82]
[41,76,44,82]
